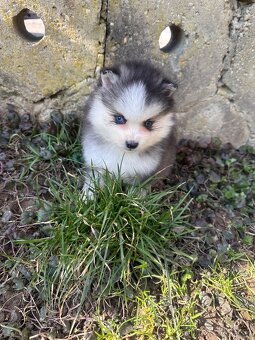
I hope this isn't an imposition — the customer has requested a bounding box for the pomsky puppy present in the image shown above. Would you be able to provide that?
[81,60,177,198]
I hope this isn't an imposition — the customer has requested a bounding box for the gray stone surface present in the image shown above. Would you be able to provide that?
[0,0,255,147]
[221,2,255,145]
[0,0,105,120]
[106,0,231,108]
[106,0,255,147]
[176,97,250,146]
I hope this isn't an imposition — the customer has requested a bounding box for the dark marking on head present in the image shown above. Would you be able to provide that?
[99,60,177,113]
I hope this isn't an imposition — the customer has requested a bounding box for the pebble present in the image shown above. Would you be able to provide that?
[39,148,53,160]
[209,171,221,183]
[19,113,32,132]
[2,210,13,222]
[20,211,34,225]
[196,173,205,184]
[50,110,63,125]
[0,152,6,161]
[201,293,213,306]
[5,160,15,171]
[6,110,20,129]
[204,321,214,331]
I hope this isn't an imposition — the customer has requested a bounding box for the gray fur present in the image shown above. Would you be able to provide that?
[81,60,177,197]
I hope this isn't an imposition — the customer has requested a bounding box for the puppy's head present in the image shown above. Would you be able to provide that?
[88,61,177,152]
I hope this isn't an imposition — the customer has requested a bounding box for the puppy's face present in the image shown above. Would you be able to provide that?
[88,64,176,152]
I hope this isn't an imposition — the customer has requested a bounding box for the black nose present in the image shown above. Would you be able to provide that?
[126,141,139,150]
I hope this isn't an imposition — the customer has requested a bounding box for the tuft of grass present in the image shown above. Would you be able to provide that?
[95,275,202,339]
[201,264,255,315]
[16,169,195,314]
[2,128,255,338]
[23,123,82,172]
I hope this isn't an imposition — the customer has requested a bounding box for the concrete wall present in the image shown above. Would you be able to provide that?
[0,0,105,124]
[0,0,255,146]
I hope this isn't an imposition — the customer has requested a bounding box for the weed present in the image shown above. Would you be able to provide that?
[16,170,194,314]
[201,264,255,315]
[2,127,255,339]
[95,276,202,339]
[23,123,82,173]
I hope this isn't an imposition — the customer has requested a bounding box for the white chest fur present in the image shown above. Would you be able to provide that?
[82,134,161,181]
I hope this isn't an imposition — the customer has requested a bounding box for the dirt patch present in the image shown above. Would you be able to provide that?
[0,115,254,338]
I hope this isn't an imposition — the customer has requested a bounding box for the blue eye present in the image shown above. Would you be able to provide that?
[144,119,154,130]
[114,114,126,124]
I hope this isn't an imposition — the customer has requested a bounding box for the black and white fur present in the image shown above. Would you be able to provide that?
[81,60,177,198]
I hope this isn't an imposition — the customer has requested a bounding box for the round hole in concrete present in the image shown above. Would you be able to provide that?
[13,9,45,42]
[159,24,184,52]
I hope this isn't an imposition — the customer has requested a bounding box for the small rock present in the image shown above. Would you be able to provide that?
[195,218,208,228]
[0,152,6,161]
[38,121,51,133]
[2,210,13,222]
[196,173,205,184]
[209,171,221,183]
[48,255,58,268]
[20,211,34,225]
[6,110,20,129]
[197,136,211,148]
[39,148,53,160]
[32,136,47,147]
[0,311,5,323]
[220,300,232,316]
[17,264,32,280]
[217,242,230,254]
[12,277,25,290]
[204,321,214,331]
[119,321,133,336]
[51,110,63,125]
[186,181,199,194]
[236,196,246,209]
[0,129,11,140]
[204,209,216,223]
[19,113,32,132]
[198,255,212,267]
[37,206,52,222]
[5,160,15,171]
[222,230,234,241]
[201,293,213,307]
[220,151,229,161]
[9,309,20,323]
[39,305,47,321]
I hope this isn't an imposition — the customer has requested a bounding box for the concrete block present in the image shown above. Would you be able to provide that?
[221,3,255,145]
[176,97,250,146]
[0,0,105,118]
[106,0,232,110]
[0,0,254,147]
[106,0,254,146]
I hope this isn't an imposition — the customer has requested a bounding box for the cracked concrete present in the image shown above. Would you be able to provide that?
[0,0,255,146]
[105,0,254,146]
[0,0,105,121]
[220,1,255,145]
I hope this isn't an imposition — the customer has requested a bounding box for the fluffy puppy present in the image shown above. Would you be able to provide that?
[81,60,177,198]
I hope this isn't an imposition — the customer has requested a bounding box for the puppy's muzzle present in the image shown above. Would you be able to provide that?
[126,141,139,150]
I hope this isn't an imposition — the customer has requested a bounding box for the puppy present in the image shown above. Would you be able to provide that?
[81,60,177,198]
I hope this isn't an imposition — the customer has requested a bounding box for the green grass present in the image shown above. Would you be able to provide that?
[17,170,195,313]
[95,278,202,339]
[2,127,255,339]
[22,123,82,173]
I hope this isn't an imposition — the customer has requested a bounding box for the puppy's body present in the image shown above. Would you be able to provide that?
[82,61,177,196]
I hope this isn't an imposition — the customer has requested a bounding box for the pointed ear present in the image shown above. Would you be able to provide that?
[100,68,119,88]
[162,81,178,97]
